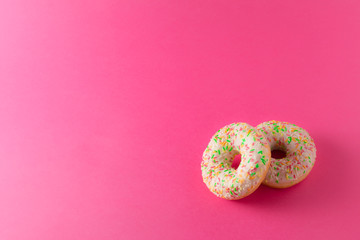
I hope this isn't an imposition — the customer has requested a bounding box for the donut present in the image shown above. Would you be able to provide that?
[256,120,316,188]
[201,123,271,200]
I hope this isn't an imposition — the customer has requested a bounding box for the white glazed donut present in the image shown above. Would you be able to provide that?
[256,120,317,188]
[201,123,271,200]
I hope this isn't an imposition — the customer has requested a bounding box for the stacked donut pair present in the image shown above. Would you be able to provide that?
[201,120,316,200]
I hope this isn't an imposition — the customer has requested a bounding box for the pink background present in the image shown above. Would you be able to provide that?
[1,1,360,239]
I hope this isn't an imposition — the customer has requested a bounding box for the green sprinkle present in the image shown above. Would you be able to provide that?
[303,170,306,174]
[226,139,231,143]
[251,172,256,176]
[255,164,259,168]
[261,156,266,165]
[277,172,280,176]
[288,136,292,144]
[211,154,214,159]
[230,190,233,195]
[274,126,279,132]
[250,149,255,152]
[229,147,233,151]
[214,138,217,143]
[276,180,279,183]
[258,150,263,154]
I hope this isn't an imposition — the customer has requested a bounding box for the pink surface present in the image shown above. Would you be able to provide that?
[1,1,360,239]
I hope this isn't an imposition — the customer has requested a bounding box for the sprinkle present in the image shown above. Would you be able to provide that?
[274,126,279,132]
[261,156,266,165]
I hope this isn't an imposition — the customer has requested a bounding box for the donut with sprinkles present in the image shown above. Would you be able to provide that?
[256,120,317,188]
[201,123,271,200]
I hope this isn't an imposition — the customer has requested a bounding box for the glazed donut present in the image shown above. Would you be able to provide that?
[256,120,316,188]
[201,123,271,200]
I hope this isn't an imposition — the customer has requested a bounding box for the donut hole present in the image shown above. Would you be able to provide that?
[271,149,286,159]
[231,154,242,170]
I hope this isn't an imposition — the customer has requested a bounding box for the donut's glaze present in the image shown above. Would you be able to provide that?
[201,123,271,200]
[256,120,317,188]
